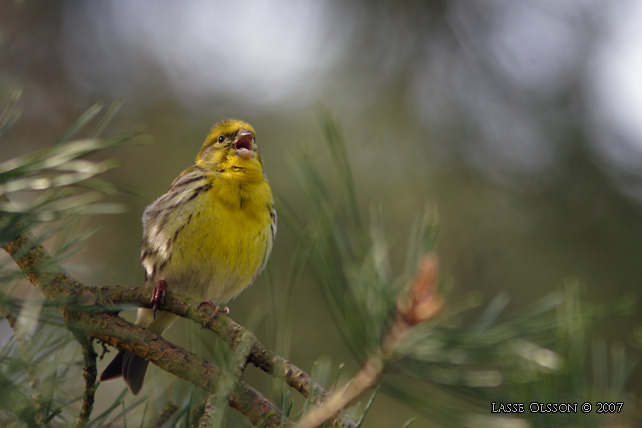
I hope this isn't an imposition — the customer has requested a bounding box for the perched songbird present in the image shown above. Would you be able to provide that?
[100,119,276,394]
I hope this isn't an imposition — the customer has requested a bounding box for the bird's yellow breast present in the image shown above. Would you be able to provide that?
[162,175,274,303]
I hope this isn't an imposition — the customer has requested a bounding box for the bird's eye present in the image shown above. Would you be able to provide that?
[218,135,225,143]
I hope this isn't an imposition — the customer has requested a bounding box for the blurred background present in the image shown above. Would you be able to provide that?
[2,0,642,426]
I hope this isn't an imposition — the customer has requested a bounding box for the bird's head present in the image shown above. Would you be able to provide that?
[196,119,264,179]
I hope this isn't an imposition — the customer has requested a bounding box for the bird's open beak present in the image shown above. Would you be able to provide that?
[234,130,254,160]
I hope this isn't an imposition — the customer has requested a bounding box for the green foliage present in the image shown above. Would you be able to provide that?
[0,98,140,223]
[290,111,638,427]
[0,94,140,427]
[288,110,428,361]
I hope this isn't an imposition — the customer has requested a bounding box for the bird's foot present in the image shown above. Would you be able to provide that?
[151,279,167,320]
[198,300,230,327]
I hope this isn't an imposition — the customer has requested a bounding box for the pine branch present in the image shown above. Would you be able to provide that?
[0,212,286,426]
[296,255,443,428]
[89,284,330,406]
[1,197,356,428]
[89,286,354,427]
[72,310,289,427]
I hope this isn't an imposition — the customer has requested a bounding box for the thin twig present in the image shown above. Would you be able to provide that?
[144,401,178,428]
[198,328,253,427]
[0,302,18,328]
[296,357,381,428]
[71,331,98,428]
[196,396,217,428]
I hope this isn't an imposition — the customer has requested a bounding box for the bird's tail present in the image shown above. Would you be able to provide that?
[99,350,150,395]
[99,310,177,394]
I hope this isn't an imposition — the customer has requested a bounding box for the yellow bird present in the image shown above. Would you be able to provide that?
[100,119,276,394]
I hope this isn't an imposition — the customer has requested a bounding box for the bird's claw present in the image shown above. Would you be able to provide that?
[151,279,167,320]
[198,300,229,327]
